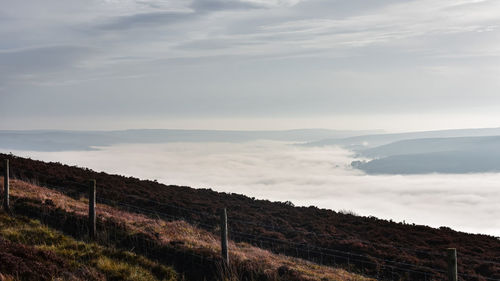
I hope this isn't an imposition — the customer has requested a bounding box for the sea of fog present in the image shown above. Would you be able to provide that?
[4,141,500,236]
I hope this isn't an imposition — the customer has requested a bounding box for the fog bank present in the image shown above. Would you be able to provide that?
[4,141,499,236]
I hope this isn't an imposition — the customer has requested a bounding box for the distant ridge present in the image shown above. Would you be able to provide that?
[305,127,500,149]
[352,135,500,174]
[0,129,378,152]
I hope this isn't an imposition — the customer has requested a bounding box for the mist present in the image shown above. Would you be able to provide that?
[4,141,499,236]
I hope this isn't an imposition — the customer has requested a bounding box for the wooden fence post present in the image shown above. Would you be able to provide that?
[220,208,229,265]
[88,179,96,239]
[3,159,9,213]
[447,248,458,281]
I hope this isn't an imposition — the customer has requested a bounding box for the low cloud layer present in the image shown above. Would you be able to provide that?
[5,141,500,236]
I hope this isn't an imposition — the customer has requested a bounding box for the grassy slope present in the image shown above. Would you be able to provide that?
[1,179,373,281]
[0,211,177,281]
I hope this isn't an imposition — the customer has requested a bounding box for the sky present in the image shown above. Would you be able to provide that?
[1,0,500,131]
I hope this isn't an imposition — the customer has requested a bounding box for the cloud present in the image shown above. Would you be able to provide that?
[190,0,262,12]
[240,0,305,8]
[253,0,500,49]
[96,11,197,30]
[94,0,277,31]
[0,45,95,84]
[1,0,500,127]
[5,141,500,236]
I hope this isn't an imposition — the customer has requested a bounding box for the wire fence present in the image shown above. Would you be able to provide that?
[94,196,444,281]
[1,165,500,281]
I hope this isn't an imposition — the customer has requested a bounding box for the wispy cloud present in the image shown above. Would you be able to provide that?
[96,11,197,31]
[1,0,500,127]
[255,0,500,49]
[0,45,95,85]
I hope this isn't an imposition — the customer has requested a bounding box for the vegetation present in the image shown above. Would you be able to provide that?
[0,211,178,281]
[2,179,373,281]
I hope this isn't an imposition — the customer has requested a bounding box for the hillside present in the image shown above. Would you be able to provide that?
[1,179,372,281]
[0,211,177,281]
[1,153,500,280]
[359,136,500,158]
[352,136,500,174]
[353,150,500,174]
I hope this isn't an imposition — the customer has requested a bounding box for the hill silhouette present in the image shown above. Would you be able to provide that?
[353,136,500,174]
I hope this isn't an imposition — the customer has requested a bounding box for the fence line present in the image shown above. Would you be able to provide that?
[94,195,442,276]
[11,168,495,263]
[95,199,439,280]
[101,193,500,269]
[90,195,495,277]
[228,229,446,274]
[92,197,500,281]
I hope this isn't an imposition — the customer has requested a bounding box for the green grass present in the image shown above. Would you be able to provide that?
[0,211,178,281]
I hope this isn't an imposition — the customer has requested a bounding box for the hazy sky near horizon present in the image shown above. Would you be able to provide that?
[1,0,500,131]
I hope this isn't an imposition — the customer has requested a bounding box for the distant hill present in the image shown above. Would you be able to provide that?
[354,149,500,174]
[360,135,500,158]
[306,127,500,150]
[352,136,500,174]
[0,129,378,152]
[303,127,500,174]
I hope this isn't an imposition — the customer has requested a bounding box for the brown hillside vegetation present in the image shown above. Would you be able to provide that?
[1,153,500,280]
[2,179,372,281]
[0,236,99,281]
[0,211,177,281]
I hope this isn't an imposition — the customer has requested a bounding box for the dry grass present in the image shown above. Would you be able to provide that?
[0,273,15,281]
[0,210,177,281]
[4,178,375,281]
